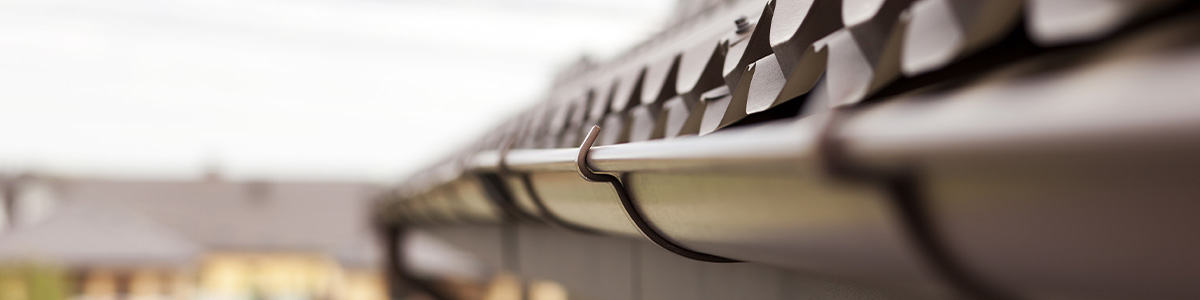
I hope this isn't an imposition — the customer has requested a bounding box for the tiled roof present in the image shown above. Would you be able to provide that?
[0,201,201,267]
[1,179,383,268]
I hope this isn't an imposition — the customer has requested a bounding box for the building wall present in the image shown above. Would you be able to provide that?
[335,271,384,300]
[198,252,383,300]
[76,268,192,300]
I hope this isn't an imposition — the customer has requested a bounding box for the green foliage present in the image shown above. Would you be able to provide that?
[0,262,68,300]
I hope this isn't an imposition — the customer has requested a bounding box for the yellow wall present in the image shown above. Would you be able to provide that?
[338,271,385,300]
[80,269,115,300]
[198,252,384,300]
[76,268,190,300]
[0,253,385,300]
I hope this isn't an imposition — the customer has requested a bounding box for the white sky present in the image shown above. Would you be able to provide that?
[0,0,673,182]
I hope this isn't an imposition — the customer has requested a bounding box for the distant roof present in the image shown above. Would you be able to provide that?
[0,201,202,267]
[1,179,383,268]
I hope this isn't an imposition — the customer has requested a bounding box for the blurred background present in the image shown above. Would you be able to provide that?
[0,0,675,299]
[0,0,672,181]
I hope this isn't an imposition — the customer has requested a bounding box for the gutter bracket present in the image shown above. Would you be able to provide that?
[576,125,741,263]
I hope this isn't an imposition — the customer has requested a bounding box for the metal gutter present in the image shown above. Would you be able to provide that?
[377,3,1200,300]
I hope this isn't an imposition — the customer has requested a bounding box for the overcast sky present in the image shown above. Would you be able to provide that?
[0,0,673,182]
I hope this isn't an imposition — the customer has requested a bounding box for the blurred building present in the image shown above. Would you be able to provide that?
[0,176,384,300]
